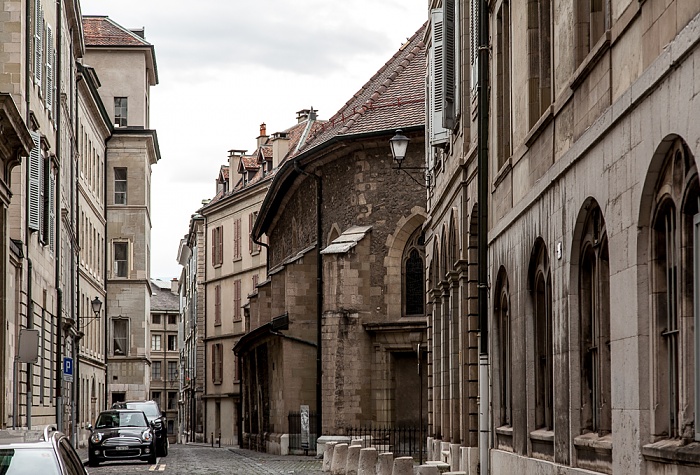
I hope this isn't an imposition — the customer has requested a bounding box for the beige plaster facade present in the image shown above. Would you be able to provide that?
[84,23,159,405]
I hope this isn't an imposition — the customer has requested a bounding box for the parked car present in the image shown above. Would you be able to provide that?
[112,400,168,456]
[87,409,157,466]
[0,425,88,474]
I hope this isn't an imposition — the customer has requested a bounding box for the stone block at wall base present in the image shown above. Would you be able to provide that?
[317,435,352,457]
[460,446,478,474]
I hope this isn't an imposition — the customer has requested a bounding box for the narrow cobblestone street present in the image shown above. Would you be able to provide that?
[79,443,323,475]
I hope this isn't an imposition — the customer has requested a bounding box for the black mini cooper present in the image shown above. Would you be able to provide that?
[87,409,157,466]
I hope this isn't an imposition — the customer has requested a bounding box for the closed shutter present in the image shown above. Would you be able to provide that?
[442,0,456,129]
[45,25,53,108]
[470,0,479,90]
[218,226,223,264]
[249,213,253,254]
[49,166,55,252]
[430,9,448,146]
[234,219,241,260]
[33,0,42,84]
[28,131,41,231]
[212,227,217,264]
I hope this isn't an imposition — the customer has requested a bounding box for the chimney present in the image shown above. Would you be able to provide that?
[256,123,268,148]
[296,107,318,123]
[171,278,179,294]
[271,132,290,169]
[130,27,145,39]
[227,149,246,189]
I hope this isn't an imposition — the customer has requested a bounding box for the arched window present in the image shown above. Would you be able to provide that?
[403,229,426,316]
[579,203,611,436]
[495,269,512,427]
[650,140,699,439]
[531,239,553,431]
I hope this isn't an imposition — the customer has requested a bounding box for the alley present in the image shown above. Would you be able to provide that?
[82,443,322,475]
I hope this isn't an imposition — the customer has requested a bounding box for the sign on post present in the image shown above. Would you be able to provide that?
[63,357,73,382]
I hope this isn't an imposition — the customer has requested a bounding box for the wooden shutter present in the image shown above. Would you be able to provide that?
[218,226,223,265]
[234,280,241,321]
[212,227,217,264]
[470,0,479,90]
[49,167,55,252]
[211,346,216,382]
[33,0,42,84]
[234,219,241,260]
[45,25,53,108]
[217,345,223,383]
[28,131,41,230]
[442,0,456,129]
[249,213,253,254]
[430,9,448,146]
[214,284,221,325]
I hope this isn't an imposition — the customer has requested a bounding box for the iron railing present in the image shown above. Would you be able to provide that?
[288,411,317,452]
[345,426,423,459]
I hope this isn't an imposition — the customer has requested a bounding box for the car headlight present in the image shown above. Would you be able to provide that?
[142,430,153,442]
[90,433,103,444]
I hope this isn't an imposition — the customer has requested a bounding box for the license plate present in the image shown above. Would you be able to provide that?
[115,446,128,451]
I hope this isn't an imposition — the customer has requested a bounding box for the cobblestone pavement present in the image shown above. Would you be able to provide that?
[80,443,323,474]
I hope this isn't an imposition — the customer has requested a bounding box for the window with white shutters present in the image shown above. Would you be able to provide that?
[48,164,55,252]
[442,0,456,130]
[28,131,41,231]
[470,0,479,91]
[45,24,53,109]
[33,0,42,85]
[429,8,448,146]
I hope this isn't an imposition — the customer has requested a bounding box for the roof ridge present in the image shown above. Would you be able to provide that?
[301,22,426,146]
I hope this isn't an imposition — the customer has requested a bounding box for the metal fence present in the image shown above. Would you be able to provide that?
[344,426,423,459]
[288,411,317,452]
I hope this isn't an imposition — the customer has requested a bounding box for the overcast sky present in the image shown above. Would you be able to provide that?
[80,0,427,280]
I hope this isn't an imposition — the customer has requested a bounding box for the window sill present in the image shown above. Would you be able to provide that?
[530,429,554,443]
[642,439,700,466]
[570,30,611,90]
[574,432,613,473]
[496,425,513,451]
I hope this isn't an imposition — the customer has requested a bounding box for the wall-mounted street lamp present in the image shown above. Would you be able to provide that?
[81,296,102,329]
[389,130,431,189]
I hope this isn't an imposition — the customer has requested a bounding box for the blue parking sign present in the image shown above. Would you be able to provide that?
[63,357,73,382]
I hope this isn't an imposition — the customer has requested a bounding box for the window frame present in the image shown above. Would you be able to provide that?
[114,167,127,205]
[402,229,426,317]
[113,240,129,278]
[152,361,161,380]
[112,318,129,356]
[151,334,161,351]
[114,97,128,127]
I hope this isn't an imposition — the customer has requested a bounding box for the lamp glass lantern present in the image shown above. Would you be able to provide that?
[91,296,102,318]
[389,130,410,166]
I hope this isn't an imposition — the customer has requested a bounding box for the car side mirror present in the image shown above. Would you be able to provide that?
[87,424,93,432]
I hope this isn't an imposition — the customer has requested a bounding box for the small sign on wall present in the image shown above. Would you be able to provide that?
[18,329,39,363]
[300,405,310,450]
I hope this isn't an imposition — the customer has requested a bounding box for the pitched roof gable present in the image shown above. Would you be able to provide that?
[298,23,426,154]
[83,16,152,47]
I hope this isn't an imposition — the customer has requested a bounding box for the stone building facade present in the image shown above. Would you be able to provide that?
[423,1,700,474]
[242,25,427,454]
[177,214,206,443]
[83,15,160,405]
[150,279,180,442]
[74,61,111,447]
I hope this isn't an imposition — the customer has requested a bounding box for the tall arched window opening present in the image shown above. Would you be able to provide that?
[403,229,426,316]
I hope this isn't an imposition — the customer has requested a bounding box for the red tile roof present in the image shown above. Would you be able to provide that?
[298,23,426,154]
[83,16,151,47]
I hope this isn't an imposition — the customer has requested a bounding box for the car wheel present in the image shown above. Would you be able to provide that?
[162,438,168,457]
[88,455,99,467]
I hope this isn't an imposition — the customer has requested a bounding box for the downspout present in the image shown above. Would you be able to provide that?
[477,1,490,474]
[23,0,33,432]
[55,0,64,438]
[293,159,323,440]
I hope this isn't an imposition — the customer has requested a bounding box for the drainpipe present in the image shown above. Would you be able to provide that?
[55,0,65,438]
[293,159,323,441]
[477,1,490,474]
[23,0,32,433]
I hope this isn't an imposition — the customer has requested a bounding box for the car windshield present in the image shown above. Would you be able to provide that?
[0,448,60,475]
[125,403,159,418]
[95,412,148,428]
